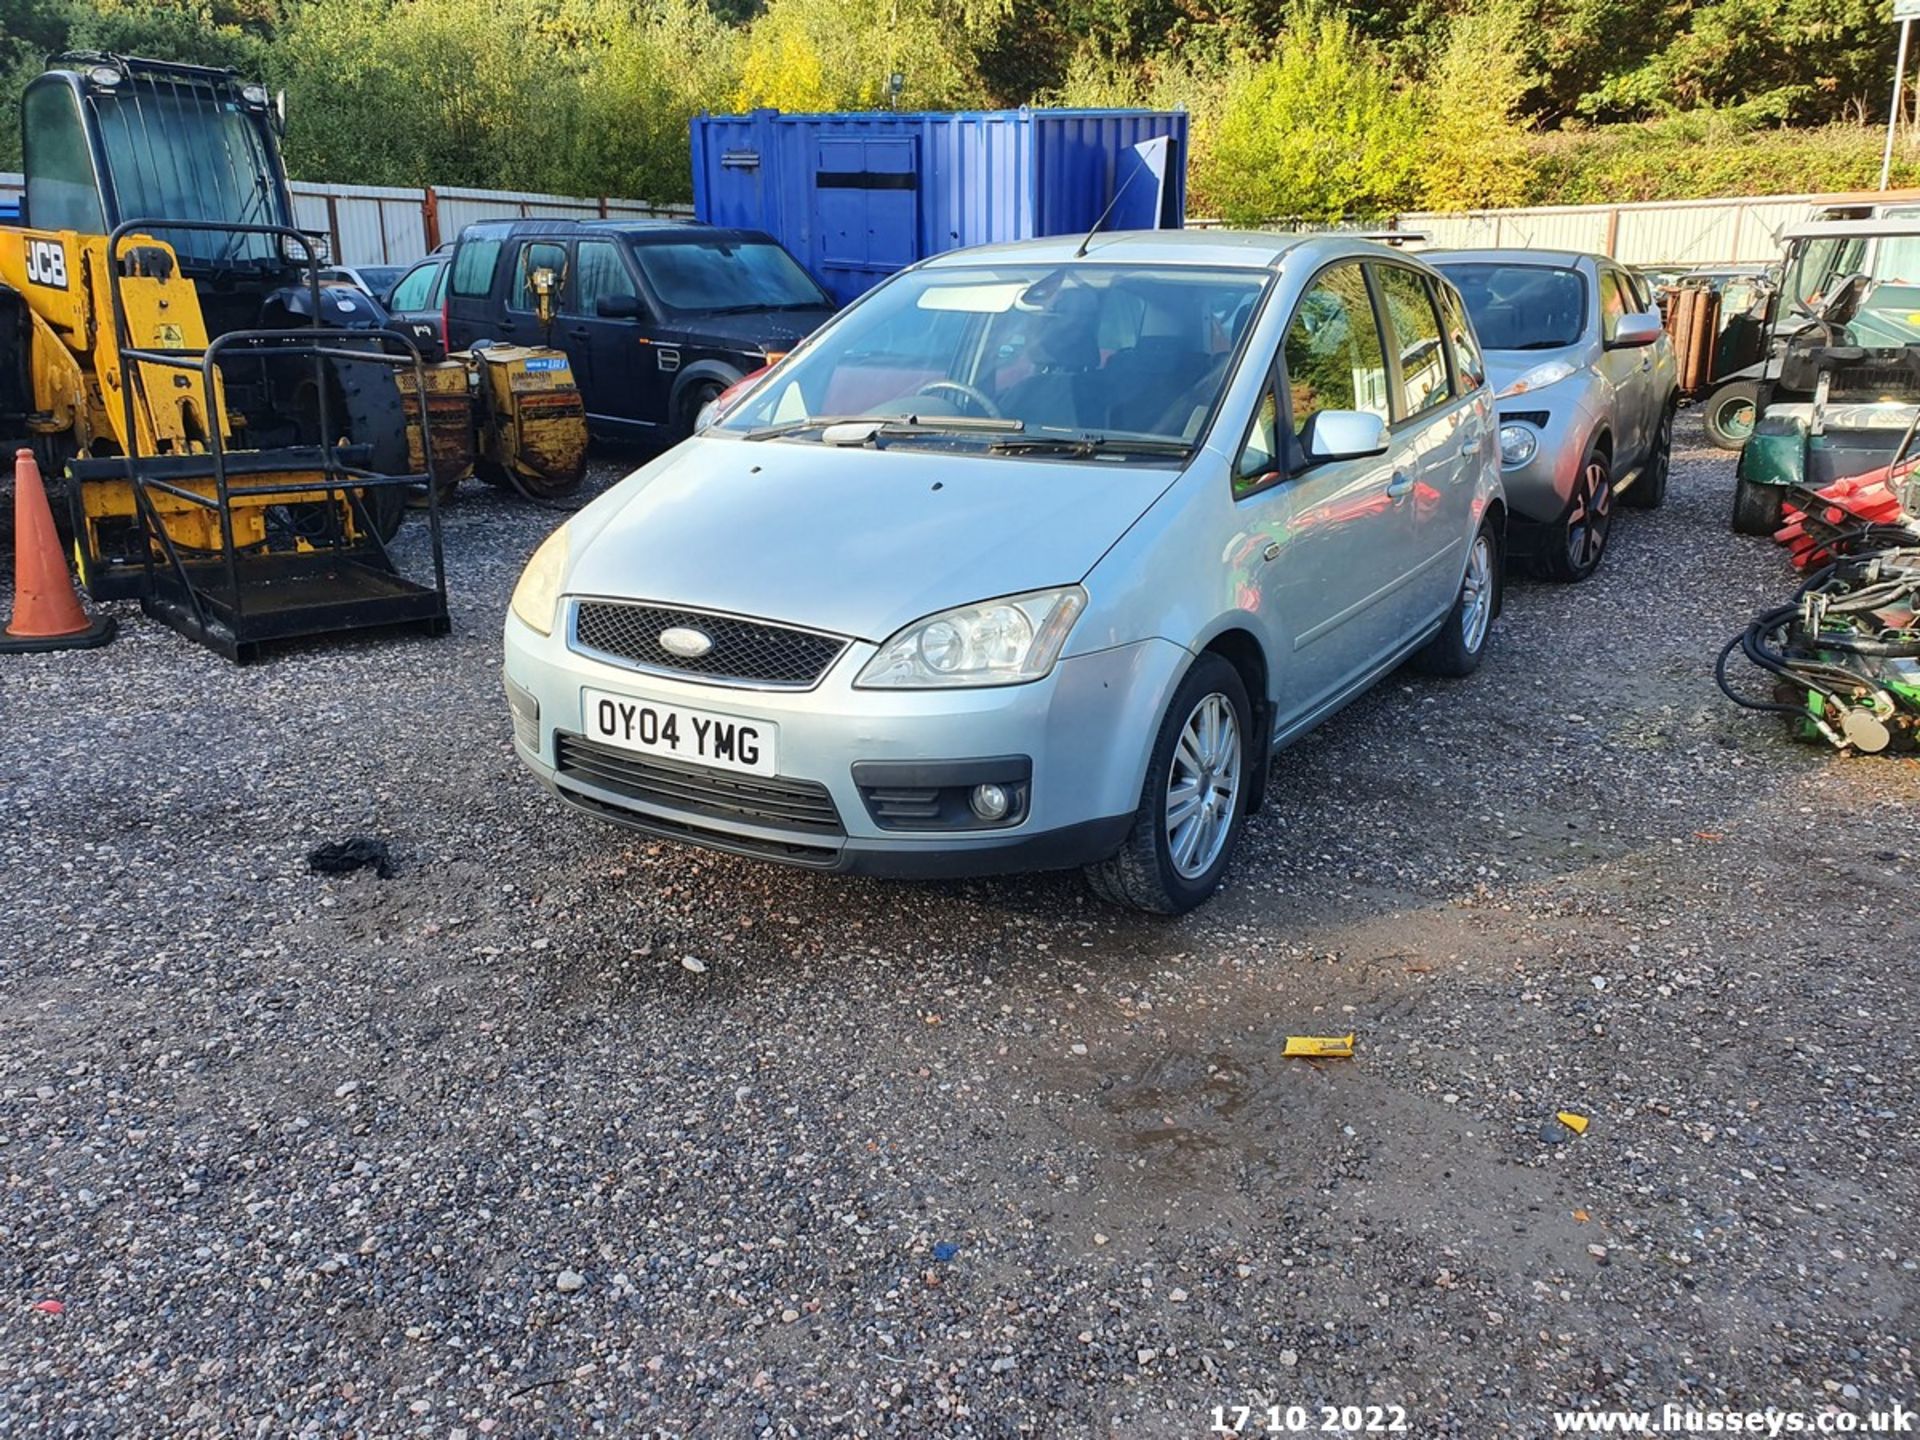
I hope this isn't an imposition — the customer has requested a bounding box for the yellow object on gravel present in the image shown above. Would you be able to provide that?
[1282,1033,1355,1058]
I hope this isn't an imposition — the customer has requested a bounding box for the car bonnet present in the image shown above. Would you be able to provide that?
[560,436,1182,644]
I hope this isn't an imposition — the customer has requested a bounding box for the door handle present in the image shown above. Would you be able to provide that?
[1640,354,1652,371]
[1457,434,1478,459]
[567,327,591,340]
[1387,470,1416,498]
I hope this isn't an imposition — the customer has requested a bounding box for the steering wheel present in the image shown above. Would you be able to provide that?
[915,379,1003,419]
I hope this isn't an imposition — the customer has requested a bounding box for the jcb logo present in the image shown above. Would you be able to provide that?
[26,239,68,290]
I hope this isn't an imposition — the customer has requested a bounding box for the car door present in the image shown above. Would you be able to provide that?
[1371,261,1490,623]
[492,237,571,350]
[563,236,657,434]
[1596,264,1651,466]
[444,232,504,351]
[1239,260,1414,724]
[383,258,446,340]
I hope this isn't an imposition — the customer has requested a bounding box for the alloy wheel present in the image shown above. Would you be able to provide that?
[1566,460,1613,572]
[1460,533,1494,653]
[1165,693,1242,880]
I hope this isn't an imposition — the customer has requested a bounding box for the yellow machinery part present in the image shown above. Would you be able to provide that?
[472,345,588,494]
[397,360,477,488]
[1,227,367,569]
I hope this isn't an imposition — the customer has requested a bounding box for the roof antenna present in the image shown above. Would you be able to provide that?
[1075,163,1144,259]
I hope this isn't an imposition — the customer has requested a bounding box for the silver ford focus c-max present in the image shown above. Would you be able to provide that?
[504,232,1505,913]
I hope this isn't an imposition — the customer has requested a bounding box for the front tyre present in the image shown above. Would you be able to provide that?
[1084,654,1252,915]
[1620,402,1673,510]
[1413,518,1500,677]
[679,380,725,439]
[1538,442,1613,583]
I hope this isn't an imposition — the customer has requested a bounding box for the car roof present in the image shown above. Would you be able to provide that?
[457,217,777,248]
[1425,247,1599,268]
[917,228,1432,272]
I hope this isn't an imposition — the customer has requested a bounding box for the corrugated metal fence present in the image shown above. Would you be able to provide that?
[0,173,692,264]
[8,170,1916,269]
[1395,188,1920,265]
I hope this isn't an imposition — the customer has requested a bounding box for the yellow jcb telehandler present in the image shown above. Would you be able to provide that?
[0,53,587,661]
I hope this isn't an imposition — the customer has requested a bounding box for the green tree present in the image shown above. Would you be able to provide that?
[1579,0,1894,123]
[1418,0,1534,210]
[1201,2,1424,222]
[733,0,985,111]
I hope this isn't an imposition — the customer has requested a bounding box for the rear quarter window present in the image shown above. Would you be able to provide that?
[451,237,503,298]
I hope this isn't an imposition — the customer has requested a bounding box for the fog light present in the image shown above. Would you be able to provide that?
[970,783,1011,821]
[1498,423,1538,469]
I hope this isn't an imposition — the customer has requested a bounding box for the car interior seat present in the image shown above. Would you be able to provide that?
[999,289,1105,432]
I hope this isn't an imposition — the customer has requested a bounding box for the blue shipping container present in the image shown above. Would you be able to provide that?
[690,107,1188,305]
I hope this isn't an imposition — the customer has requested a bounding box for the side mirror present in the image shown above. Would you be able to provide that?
[1611,312,1665,348]
[1302,409,1389,464]
[595,294,641,320]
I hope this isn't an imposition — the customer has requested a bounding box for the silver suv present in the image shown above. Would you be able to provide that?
[504,233,1505,912]
[1430,249,1677,581]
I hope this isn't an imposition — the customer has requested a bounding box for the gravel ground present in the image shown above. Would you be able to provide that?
[2,416,1917,1438]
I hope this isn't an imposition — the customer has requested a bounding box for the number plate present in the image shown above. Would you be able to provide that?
[583,689,777,776]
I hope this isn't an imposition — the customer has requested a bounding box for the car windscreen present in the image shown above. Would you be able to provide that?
[1436,263,1587,351]
[718,263,1271,451]
[631,238,828,313]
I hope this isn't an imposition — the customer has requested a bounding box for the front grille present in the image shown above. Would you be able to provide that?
[572,601,848,689]
[554,734,844,836]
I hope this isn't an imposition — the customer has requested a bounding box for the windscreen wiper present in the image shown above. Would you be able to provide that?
[987,434,1194,458]
[744,414,1026,442]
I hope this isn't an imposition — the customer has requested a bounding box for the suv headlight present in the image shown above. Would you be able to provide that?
[1495,359,1577,399]
[855,587,1087,689]
[509,526,569,636]
[1498,423,1539,468]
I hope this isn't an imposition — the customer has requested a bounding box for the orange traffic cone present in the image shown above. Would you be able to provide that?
[1,448,115,653]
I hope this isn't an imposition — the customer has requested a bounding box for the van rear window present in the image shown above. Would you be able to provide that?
[451,238,503,298]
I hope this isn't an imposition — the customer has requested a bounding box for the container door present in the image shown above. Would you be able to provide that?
[815,137,919,278]
[1106,137,1171,232]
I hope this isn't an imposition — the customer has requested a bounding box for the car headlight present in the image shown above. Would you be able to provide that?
[1495,359,1578,399]
[1498,423,1539,469]
[855,587,1087,689]
[509,526,569,636]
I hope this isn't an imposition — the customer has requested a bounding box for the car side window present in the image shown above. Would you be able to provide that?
[1233,384,1285,499]
[387,263,438,312]
[1373,264,1452,420]
[1435,280,1486,390]
[1599,270,1630,343]
[512,241,569,313]
[1281,262,1390,454]
[450,237,501,299]
[569,239,638,317]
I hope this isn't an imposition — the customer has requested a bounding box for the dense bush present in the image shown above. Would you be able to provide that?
[3,0,1918,217]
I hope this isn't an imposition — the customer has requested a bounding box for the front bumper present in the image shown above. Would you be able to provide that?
[503,604,1188,877]
[1495,403,1594,537]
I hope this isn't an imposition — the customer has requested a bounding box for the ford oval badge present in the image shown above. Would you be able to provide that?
[659,625,714,659]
